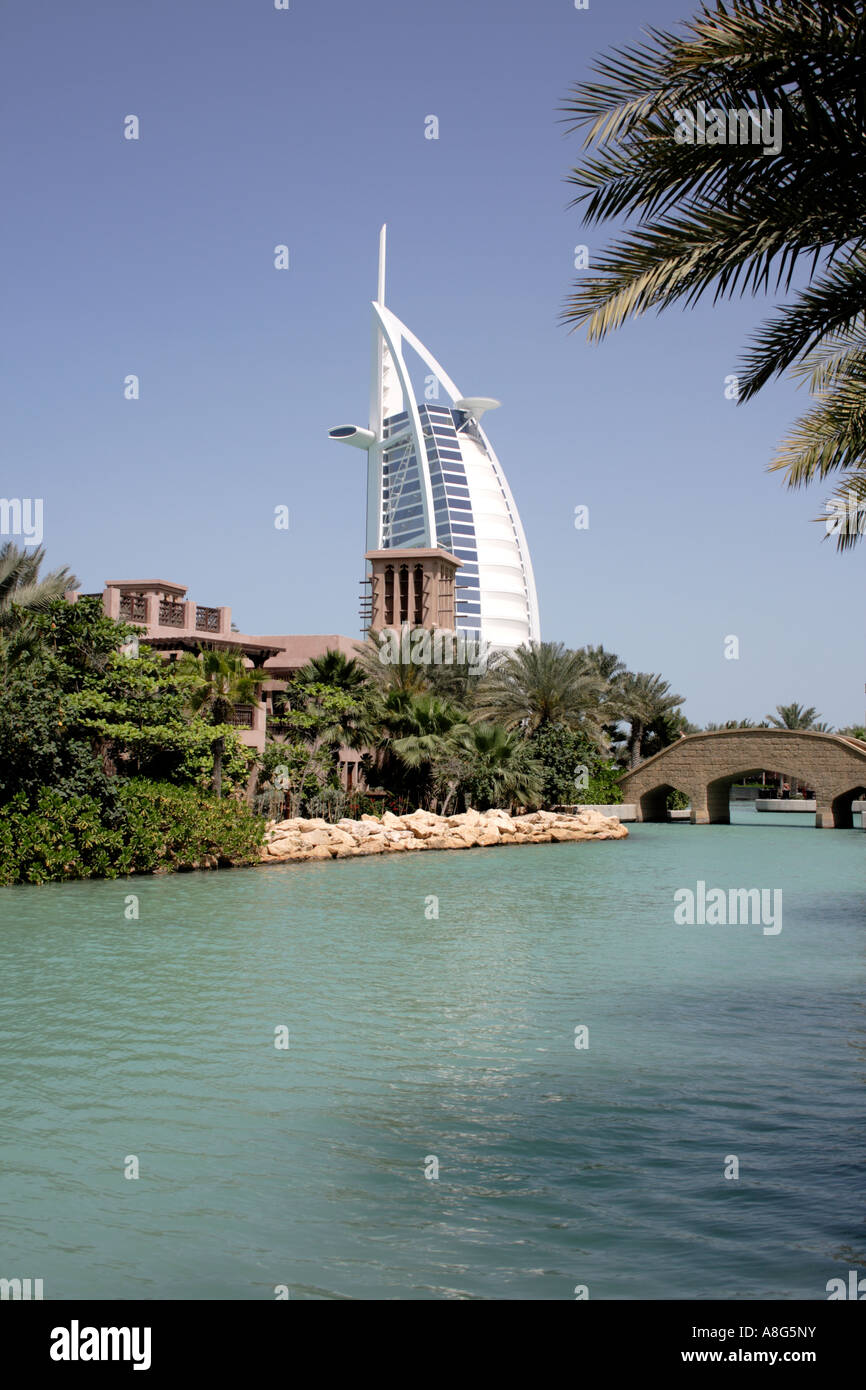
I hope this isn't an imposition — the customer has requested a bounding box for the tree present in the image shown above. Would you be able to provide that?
[355,630,431,696]
[577,643,630,739]
[525,721,606,807]
[765,702,827,730]
[474,642,606,740]
[452,723,544,812]
[418,652,487,706]
[0,598,252,808]
[256,734,335,821]
[561,0,866,542]
[180,649,266,797]
[0,543,78,629]
[0,628,113,810]
[772,332,866,550]
[577,643,626,685]
[354,629,486,705]
[295,649,367,692]
[615,672,685,768]
[277,674,377,783]
[366,690,469,809]
[269,684,374,816]
[389,694,468,768]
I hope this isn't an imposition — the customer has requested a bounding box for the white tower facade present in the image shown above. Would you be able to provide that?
[329,227,540,648]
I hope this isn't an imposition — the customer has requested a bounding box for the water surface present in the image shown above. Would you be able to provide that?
[0,819,863,1299]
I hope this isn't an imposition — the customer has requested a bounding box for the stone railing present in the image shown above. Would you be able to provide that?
[195,606,220,632]
[119,595,146,622]
[158,600,185,627]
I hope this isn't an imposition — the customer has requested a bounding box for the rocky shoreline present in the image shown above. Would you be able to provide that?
[261,806,628,863]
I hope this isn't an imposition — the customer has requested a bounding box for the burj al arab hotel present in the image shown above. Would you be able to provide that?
[329,227,540,649]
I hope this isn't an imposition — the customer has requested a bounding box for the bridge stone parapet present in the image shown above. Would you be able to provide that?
[619,730,866,830]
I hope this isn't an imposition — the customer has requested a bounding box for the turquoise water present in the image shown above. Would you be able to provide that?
[0,817,863,1300]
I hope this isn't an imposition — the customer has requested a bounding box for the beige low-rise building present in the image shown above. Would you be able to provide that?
[67,579,362,782]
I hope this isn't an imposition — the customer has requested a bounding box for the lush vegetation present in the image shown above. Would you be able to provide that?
[0,782,264,886]
[5,547,856,885]
[257,632,685,818]
[562,0,866,547]
[0,564,263,885]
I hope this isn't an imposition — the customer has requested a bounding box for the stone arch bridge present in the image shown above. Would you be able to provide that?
[619,729,866,829]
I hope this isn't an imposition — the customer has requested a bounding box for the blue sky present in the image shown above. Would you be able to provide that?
[2,0,861,728]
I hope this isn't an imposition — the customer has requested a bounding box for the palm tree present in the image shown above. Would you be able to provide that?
[561,0,866,540]
[309,684,379,779]
[180,649,267,797]
[354,630,431,696]
[577,643,629,733]
[0,543,78,630]
[616,672,685,769]
[420,652,487,706]
[354,629,487,706]
[453,723,543,811]
[280,654,377,792]
[765,702,826,730]
[474,642,606,740]
[295,649,366,692]
[769,327,866,550]
[577,644,626,685]
[389,693,468,765]
[365,690,467,808]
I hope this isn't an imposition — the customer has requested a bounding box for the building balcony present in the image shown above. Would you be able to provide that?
[100,582,232,644]
[231,701,267,754]
[119,594,147,622]
[227,705,254,729]
[159,600,186,628]
[195,606,220,633]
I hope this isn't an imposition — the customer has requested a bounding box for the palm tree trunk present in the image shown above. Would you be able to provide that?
[212,735,224,799]
[440,780,459,817]
[628,721,644,769]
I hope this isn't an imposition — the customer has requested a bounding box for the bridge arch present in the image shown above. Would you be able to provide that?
[636,781,692,823]
[830,784,866,831]
[619,730,866,830]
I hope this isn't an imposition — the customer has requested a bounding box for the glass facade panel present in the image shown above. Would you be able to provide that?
[375,403,487,634]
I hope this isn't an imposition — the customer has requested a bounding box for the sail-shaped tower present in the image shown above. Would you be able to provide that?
[329,227,540,648]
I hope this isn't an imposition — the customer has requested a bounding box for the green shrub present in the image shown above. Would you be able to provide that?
[0,780,265,886]
[583,764,624,804]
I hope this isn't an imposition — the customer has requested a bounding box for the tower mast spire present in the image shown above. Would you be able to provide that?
[377,223,386,306]
[370,224,388,441]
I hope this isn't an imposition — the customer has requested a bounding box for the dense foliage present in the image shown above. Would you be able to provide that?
[285,635,687,816]
[0,781,264,886]
[526,723,619,806]
[0,593,259,884]
[5,552,850,883]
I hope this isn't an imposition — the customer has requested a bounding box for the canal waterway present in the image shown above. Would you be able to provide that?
[0,818,862,1299]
